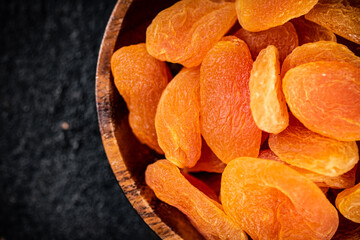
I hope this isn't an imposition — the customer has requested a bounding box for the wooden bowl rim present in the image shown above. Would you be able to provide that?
[95,1,182,239]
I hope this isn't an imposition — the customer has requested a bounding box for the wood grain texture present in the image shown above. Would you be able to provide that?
[96,0,203,239]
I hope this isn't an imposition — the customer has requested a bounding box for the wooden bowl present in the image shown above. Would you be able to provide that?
[96,0,204,239]
[96,0,360,239]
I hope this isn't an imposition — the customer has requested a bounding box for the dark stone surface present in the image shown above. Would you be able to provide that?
[0,1,159,239]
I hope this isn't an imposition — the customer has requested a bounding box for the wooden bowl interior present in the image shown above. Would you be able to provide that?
[96,0,360,239]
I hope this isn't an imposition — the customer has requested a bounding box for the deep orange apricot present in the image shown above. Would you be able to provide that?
[221,157,339,240]
[305,0,360,44]
[111,43,170,153]
[294,165,357,189]
[258,149,357,189]
[234,22,299,62]
[145,160,248,240]
[235,0,318,31]
[283,61,360,141]
[336,183,360,223]
[155,67,201,168]
[281,41,360,78]
[200,36,261,163]
[146,0,237,67]
[269,116,359,177]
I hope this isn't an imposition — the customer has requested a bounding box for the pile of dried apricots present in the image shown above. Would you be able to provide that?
[111,0,360,239]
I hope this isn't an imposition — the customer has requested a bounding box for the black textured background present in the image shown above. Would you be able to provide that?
[0,0,159,239]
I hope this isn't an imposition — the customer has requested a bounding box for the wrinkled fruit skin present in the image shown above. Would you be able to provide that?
[268,116,359,177]
[146,0,237,67]
[155,67,201,168]
[145,160,248,240]
[259,149,357,189]
[291,16,336,45]
[249,45,289,134]
[283,61,360,141]
[336,183,360,223]
[185,139,226,173]
[293,165,357,190]
[200,36,261,163]
[235,22,299,63]
[235,0,318,32]
[221,157,339,240]
[305,0,360,44]
[281,41,360,78]
[111,43,170,153]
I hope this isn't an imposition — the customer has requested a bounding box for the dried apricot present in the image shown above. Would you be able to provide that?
[155,67,201,168]
[305,0,360,44]
[185,139,226,173]
[268,116,359,177]
[234,22,299,62]
[146,0,237,68]
[111,43,170,153]
[249,45,289,134]
[282,61,360,141]
[291,16,337,45]
[258,149,357,189]
[221,157,339,240]
[336,183,360,223]
[235,0,319,32]
[145,160,248,240]
[294,165,357,189]
[200,36,261,163]
[281,41,360,77]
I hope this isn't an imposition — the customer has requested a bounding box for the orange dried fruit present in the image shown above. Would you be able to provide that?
[282,61,360,141]
[259,149,357,189]
[221,157,339,240]
[234,22,299,63]
[335,183,360,223]
[268,116,359,177]
[295,165,357,189]
[155,67,201,168]
[185,139,226,173]
[146,0,237,68]
[145,160,248,240]
[249,45,289,134]
[200,36,261,163]
[291,16,337,45]
[305,0,360,44]
[111,43,170,153]
[281,41,360,78]
[235,0,319,32]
